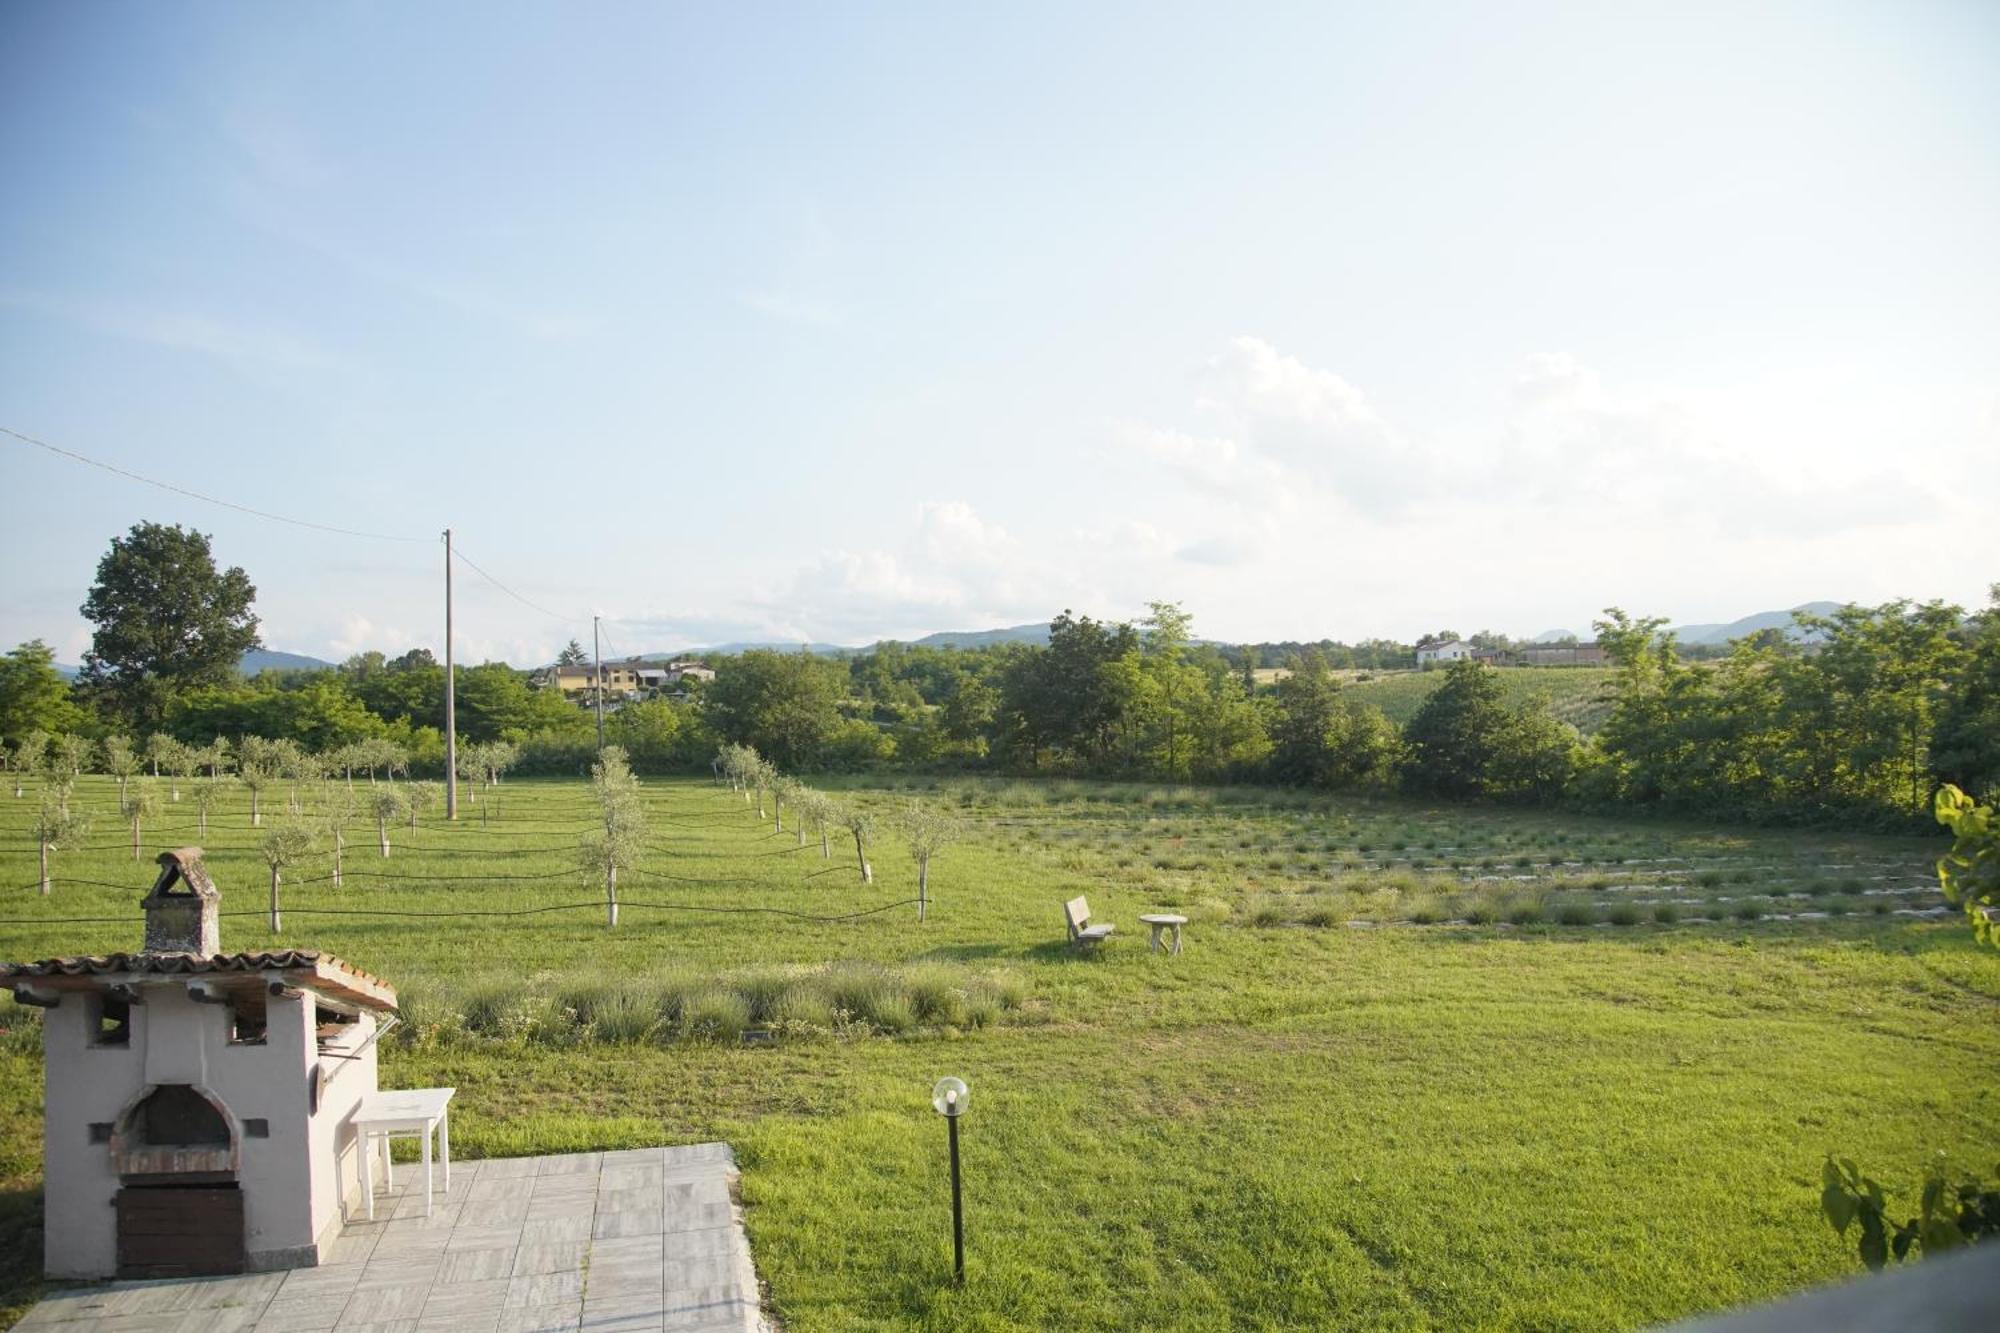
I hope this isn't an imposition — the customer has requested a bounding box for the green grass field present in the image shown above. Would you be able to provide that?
[3,775,1997,1330]
[1342,666,1620,734]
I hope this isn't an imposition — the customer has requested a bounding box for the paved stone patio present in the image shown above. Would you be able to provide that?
[15,1146,766,1333]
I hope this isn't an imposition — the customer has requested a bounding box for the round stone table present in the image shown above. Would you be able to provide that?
[1139,913,1188,955]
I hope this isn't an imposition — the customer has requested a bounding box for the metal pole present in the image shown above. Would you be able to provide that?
[444,528,457,821]
[592,614,605,751]
[948,1114,964,1284]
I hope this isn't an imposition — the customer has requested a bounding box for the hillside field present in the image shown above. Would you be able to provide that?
[2,776,1997,1330]
[1342,666,1621,734]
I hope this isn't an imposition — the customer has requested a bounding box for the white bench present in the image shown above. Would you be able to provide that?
[1064,895,1115,950]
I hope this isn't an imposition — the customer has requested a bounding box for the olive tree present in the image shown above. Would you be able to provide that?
[238,736,278,826]
[9,729,47,797]
[316,780,359,886]
[40,734,91,809]
[166,737,199,802]
[102,733,139,797]
[577,745,647,926]
[839,805,876,884]
[793,788,834,858]
[369,786,407,857]
[191,775,233,834]
[31,790,87,895]
[260,818,318,932]
[120,779,162,861]
[901,800,962,922]
[405,780,441,828]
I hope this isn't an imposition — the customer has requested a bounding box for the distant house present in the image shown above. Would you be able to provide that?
[541,658,714,701]
[1417,639,1477,666]
[1518,643,1607,667]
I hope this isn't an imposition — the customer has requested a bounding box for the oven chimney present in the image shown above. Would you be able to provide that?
[143,848,221,956]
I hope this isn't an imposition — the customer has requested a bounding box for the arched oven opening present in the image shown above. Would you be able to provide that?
[112,1084,244,1278]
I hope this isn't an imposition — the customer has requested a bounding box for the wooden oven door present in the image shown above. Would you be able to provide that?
[115,1185,245,1278]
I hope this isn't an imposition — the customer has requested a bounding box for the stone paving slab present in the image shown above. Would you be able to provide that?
[14,1147,765,1333]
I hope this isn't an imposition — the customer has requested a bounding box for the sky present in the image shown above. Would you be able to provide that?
[2,1,1997,667]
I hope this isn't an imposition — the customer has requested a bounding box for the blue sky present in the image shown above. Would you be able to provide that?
[3,1,1997,665]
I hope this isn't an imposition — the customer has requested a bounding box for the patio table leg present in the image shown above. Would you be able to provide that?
[360,1129,374,1221]
[440,1108,451,1193]
[422,1120,433,1217]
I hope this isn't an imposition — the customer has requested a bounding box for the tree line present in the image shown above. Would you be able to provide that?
[5,522,1997,832]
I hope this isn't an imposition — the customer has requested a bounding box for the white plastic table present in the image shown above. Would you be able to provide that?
[352,1087,454,1219]
[1139,913,1188,955]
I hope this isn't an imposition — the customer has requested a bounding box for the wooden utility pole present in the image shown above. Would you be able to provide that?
[593,614,606,751]
[444,528,458,821]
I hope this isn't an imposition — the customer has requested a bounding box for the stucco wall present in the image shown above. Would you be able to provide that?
[40,981,381,1279]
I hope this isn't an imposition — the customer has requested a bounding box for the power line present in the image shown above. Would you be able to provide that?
[449,543,586,626]
[2,425,430,544]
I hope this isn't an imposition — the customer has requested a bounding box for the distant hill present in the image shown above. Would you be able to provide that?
[241,648,335,674]
[903,623,1050,650]
[1666,602,1842,646]
[52,648,336,680]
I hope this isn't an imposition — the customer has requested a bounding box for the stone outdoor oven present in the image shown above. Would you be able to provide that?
[3,849,399,1280]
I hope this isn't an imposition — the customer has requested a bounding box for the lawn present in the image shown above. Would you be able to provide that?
[2,774,1997,1330]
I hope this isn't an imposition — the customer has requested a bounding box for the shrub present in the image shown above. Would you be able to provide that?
[1606,903,1641,927]
[1733,900,1766,922]
[1652,903,1680,924]
[1463,899,1497,925]
[1406,896,1444,925]
[680,988,751,1044]
[906,966,967,1026]
[734,968,797,1024]
[1251,902,1289,927]
[1556,902,1595,927]
[1505,897,1546,927]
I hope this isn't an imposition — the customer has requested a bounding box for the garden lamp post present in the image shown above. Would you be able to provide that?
[931,1076,969,1284]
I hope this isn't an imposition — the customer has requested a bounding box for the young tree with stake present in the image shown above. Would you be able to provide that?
[370,785,408,857]
[795,788,834,858]
[238,737,276,826]
[102,734,139,797]
[901,800,962,922]
[39,734,91,809]
[121,779,161,860]
[405,780,441,828]
[10,730,48,797]
[260,819,317,933]
[191,775,233,834]
[317,779,359,886]
[32,790,87,895]
[577,745,647,926]
[840,805,877,884]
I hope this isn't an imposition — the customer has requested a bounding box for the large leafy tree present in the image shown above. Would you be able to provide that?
[0,640,84,740]
[80,523,260,729]
[705,650,843,768]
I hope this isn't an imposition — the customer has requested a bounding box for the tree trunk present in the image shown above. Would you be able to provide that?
[918,858,929,921]
[251,787,261,826]
[198,806,208,834]
[796,821,807,849]
[378,815,391,858]
[774,794,783,832]
[131,818,141,860]
[854,831,872,884]
[757,790,766,819]
[172,781,180,802]
[269,867,282,932]
[606,863,619,928]
[13,775,22,798]
[332,830,344,887]
[39,840,50,895]
[409,806,419,829]
[820,825,830,858]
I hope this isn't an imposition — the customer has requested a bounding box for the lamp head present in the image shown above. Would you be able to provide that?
[931,1076,969,1117]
